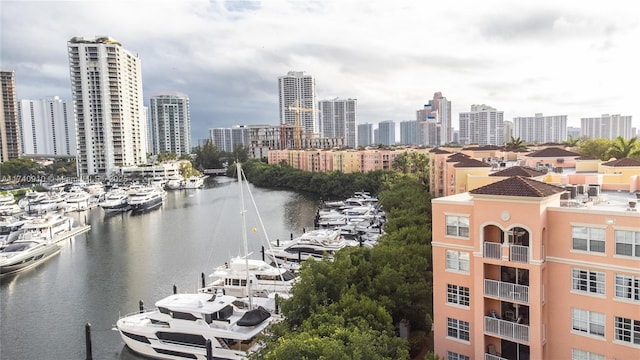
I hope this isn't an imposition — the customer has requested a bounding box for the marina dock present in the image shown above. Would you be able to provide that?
[51,224,91,243]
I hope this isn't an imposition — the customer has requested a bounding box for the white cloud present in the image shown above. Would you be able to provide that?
[1,0,638,142]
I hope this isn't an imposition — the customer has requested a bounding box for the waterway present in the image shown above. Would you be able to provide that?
[0,177,319,359]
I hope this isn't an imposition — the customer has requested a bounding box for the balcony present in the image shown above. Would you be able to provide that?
[485,354,508,360]
[484,316,529,343]
[484,242,501,259]
[510,245,529,263]
[484,279,529,303]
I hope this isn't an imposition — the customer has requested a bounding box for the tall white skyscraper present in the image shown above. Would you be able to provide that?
[459,104,504,146]
[149,93,191,156]
[68,36,147,176]
[513,113,567,143]
[318,98,357,148]
[357,123,373,147]
[278,71,318,135]
[400,120,419,145]
[416,92,451,146]
[18,96,76,156]
[377,120,396,146]
[581,114,633,140]
[209,126,249,153]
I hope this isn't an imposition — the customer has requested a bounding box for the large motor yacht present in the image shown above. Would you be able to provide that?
[264,229,357,268]
[116,291,271,360]
[0,236,61,275]
[99,188,130,212]
[127,186,165,211]
[202,256,297,298]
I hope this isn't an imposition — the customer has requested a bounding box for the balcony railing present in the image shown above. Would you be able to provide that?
[484,279,529,303]
[484,242,501,259]
[510,245,529,263]
[485,354,508,360]
[484,316,529,343]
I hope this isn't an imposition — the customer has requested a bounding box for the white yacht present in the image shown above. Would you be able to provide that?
[165,175,184,190]
[265,229,357,267]
[18,191,48,210]
[183,175,206,189]
[0,193,21,215]
[0,216,27,247]
[99,188,130,212]
[64,188,92,212]
[128,186,164,211]
[0,237,61,275]
[27,192,66,213]
[116,292,272,360]
[19,214,74,243]
[203,256,297,298]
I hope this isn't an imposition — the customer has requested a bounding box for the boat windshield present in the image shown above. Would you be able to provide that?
[2,241,37,252]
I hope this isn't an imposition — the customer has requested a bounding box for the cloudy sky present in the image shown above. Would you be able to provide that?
[2,0,638,144]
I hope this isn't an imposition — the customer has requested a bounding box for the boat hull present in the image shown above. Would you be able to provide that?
[129,196,163,211]
[0,243,60,275]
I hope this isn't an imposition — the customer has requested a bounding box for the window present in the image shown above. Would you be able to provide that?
[572,308,605,337]
[614,316,640,345]
[615,230,640,257]
[572,268,605,295]
[447,284,470,306]
[447,317,470,341]
[572,226,605,253]
[446,250,470,273]
[446,215,469,238]
[615,274,640,301]
[571,349,605,360]
[447,351,470,360]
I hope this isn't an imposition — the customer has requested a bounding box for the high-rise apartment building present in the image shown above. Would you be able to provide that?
[581,114,633,140]
[377,120,396,146]
[68,36,147,176]
[400,120,419,145]
[278,71,318,136]
[459,104,504,146]
[1,70,21,161]
[149,93,191,156]
[318,98,357,148]
[209,126,249,153]
[357,123,373,147]
[513,113,567,144]
[503,120,514,143]
[18,96,76,156]
[432,177,639,360]
[417,92,452,146]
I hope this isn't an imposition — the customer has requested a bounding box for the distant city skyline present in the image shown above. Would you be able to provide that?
[1,1,637,145]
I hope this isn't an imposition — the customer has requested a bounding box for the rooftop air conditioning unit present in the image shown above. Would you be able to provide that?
[628,201,637,211]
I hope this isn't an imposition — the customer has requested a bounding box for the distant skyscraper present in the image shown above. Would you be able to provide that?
[459,104,504,146]
[18,96,76,156]
[1,70,21,161]
[209,126,249,153]
[318,98,357,148]
[503,120,514,142]
[581,114,633,140]
[278,71,318,135]
[400,120,419,145]
[417,92,451,145]
[358,123,373,147]
[149,93,191,156]
[567,126,581,140]
[68,36,147,176]
[377,120,396,146]
[513,113,567,143]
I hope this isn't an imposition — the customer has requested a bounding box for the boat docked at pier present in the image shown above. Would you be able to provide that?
[0,193,21,215]
[0,236,60,275]
[264,229,358,268]
[19,214,74,243]
[116,291,272,360]
[164,175,184,190]
[202,256,297,298]
[0,216,27,248]
[183,175,206,189]
[63,188,92,212]
[127,186,165,211]
[99,188,130,212]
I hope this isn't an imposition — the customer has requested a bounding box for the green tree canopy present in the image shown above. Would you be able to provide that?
[607,136,640,159]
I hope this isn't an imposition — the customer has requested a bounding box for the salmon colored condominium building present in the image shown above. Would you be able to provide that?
[432,176,639,360]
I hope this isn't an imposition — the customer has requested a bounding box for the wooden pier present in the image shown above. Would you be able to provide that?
[52,225,91,244]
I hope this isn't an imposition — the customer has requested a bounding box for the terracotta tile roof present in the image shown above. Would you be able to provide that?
[446,153,471,162]
[453,158,492,168]
[462,145,503,151]
[429,148,451,154]
[526,147,580,158]
[601,158,640,167]
[489,166,547,177]
[470,176,566,197]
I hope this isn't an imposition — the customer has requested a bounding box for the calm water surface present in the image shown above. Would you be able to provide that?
[0,178,318,359]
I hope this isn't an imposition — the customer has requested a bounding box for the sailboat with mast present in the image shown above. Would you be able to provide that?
[116,163,273,360]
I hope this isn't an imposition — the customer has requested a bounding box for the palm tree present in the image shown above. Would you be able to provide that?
[504,136,527,150]
[607,136,640,159]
